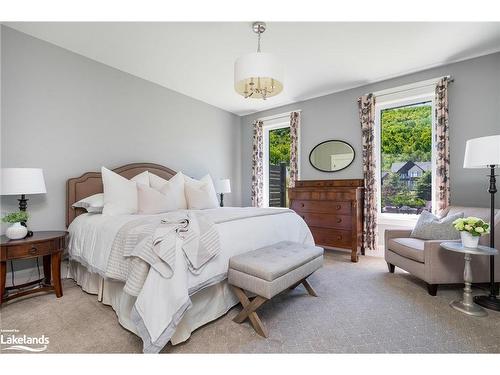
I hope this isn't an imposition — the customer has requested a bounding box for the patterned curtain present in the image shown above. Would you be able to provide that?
[289,111,301,188]
[435,77,450,212]
[251,120,264,207]
[358,94,378,252]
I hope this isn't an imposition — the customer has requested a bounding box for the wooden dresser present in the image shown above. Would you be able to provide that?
[289,179,364,262]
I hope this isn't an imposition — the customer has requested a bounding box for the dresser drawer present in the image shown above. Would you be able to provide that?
[6,240,57,260]
[310,227,352,249]
[291,200,351,215]
[289,190,356,201]
[296,211,352,230]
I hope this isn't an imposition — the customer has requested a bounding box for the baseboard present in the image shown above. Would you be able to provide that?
[5,260,69,288]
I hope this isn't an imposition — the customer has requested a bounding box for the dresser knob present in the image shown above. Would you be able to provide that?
[336,218,342,223]
[29,246,38,254]
[301,203,305,207]
[336,205,341,210]
[337,236,342,241]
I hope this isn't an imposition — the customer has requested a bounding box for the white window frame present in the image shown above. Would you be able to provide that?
[374,91,436,225]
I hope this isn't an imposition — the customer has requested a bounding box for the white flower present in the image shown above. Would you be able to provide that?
[475,227,484,233]
[464,224,472,231]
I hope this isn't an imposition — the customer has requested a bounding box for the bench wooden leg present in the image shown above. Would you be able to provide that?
[289,277,318,297]
[302,279,318,297]
[231,286,269,338]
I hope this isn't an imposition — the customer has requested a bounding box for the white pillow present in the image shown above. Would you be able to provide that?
[72,193,104,213]
[131,171,150,187]
[137,172,187,213]
[184,174,219,209]
[148,172,168,191]
[102,167,139,215]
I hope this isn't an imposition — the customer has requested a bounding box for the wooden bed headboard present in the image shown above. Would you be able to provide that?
[66,162,176,227]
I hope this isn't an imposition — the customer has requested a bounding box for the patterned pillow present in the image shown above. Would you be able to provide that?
[410,210,464,240]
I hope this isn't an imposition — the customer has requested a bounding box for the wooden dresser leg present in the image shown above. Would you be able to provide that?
[0,261,6,304]
[351,249,359,262]
[51,252,63,298]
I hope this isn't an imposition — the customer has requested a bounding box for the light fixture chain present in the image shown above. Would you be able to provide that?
[257,31,261,53]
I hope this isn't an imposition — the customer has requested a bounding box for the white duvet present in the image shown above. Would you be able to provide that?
[68,207,313,353]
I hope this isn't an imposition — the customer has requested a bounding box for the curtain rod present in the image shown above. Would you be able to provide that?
[258,109,302,122]
[363,75,454,98]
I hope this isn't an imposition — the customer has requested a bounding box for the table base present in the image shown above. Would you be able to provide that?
[450,300,487,317]
[474,294,500,311]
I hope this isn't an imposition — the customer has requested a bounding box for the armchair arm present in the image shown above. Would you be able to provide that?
[384,229,413,251]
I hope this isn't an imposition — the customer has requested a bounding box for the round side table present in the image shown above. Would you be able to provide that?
[441,241,498,317]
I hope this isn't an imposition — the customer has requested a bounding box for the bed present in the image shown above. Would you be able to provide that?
[66,163,314,353]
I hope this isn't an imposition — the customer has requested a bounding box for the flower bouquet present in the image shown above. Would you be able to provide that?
[452,217,490,248]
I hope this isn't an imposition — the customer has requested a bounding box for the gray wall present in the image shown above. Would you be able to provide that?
[241,52,500,209]
[1,26,242,236]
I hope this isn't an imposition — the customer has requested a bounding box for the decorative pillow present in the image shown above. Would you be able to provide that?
[131,171,150,187]
[184,174,219,210]
[101,166,139,215]
[148,172,168,191]
[137,173,187,213]
[72,193,104,213]
[410,210,464,240]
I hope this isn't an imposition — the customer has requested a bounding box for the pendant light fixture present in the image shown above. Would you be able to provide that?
[234,22,283,100]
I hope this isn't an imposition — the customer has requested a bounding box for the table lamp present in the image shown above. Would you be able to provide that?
[215,179,231,207]
[463,134,500,311]
[1,168,47,236]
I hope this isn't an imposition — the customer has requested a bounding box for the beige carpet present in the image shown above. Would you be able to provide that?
[1,251,500,353]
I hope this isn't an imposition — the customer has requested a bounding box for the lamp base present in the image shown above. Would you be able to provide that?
[473,294,500,312]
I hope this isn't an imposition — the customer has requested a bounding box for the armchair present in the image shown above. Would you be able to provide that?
[384,206,500,295]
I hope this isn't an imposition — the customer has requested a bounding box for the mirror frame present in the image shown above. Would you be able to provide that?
[308,139,355,173]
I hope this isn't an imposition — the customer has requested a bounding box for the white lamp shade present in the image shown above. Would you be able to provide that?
[234,52,283,98]
[1,168,47,195]
[463,135,500,168]
[215,179,231,194]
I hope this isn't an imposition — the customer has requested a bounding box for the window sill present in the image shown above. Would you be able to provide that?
[378,212,419,226]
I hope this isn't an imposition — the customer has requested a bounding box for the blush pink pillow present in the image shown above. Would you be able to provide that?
[137,172,188,214]
[137,184,178,214]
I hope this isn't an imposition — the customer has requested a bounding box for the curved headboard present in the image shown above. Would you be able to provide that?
[66,162,176,227]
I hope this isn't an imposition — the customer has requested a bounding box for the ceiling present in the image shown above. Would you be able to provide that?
[5,22,500,116]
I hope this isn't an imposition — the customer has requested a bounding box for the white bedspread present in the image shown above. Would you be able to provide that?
[68,207,313,352]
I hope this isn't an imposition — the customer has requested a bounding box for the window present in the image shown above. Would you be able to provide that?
[262,119,292,207]
[376,94,435,217]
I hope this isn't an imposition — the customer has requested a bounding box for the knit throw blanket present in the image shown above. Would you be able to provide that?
[106,211,220,296]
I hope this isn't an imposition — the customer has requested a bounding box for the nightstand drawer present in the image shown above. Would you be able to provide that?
[6,240,57,260]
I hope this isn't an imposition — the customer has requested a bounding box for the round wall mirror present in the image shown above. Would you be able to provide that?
[309,140,355,172]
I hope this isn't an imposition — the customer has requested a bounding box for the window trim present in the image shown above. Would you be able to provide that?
[374,92,436,224]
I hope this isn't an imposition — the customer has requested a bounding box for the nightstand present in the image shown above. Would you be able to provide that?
[0,231,67,305]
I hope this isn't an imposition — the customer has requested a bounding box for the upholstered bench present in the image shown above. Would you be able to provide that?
[228,241,324,337]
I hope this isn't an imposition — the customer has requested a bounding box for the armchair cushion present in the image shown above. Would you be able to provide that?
[410,210,463,240]
[388,238,425,263]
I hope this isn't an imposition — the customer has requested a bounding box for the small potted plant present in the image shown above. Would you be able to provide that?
[2,211,29,240]
[452,217,490,248]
